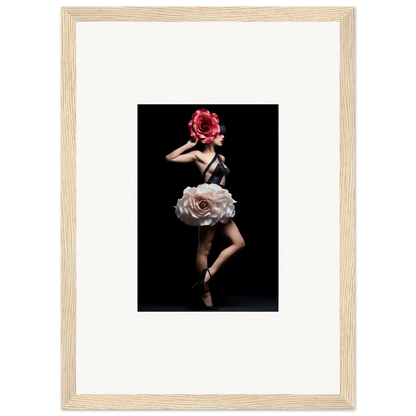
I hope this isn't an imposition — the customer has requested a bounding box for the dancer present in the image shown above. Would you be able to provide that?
[165,108,245,310]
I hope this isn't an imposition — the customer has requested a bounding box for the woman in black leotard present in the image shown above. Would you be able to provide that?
[165,109,245,310]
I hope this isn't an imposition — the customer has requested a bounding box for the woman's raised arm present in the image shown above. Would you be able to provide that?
[165,138,198,163]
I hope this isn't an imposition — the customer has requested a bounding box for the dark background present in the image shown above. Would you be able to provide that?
[138,104,278,311]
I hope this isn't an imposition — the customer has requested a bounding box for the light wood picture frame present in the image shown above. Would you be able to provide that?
[61,6,355,410]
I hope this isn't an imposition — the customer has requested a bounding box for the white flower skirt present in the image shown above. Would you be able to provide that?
[174,183,237,227]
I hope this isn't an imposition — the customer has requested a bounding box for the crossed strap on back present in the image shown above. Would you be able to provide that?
[202,153,229,185]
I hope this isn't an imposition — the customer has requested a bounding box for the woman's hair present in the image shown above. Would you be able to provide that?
[219,121,226,135]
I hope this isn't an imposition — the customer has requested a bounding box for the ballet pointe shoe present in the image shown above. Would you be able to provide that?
[198,288,218,311]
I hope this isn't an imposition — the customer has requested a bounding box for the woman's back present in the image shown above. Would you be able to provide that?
[199,152,230,186]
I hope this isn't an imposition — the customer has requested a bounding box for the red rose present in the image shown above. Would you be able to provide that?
[188,108,220,144]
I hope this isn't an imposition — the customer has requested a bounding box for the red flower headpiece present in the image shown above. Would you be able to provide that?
[188,108,220,144]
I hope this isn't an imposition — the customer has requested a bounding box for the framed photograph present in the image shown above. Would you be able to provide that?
[62,6,355,410]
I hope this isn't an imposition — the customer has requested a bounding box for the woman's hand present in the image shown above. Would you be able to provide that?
[186,137,198,148]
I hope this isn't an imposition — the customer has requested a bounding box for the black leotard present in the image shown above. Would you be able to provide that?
[202,153,230,186]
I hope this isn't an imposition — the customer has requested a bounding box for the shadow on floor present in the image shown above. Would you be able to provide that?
[138,291,278,312]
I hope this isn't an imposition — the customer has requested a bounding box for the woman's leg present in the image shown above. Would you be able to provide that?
[208,219,245,277]
[196,223,218,278]
[196,224,218,306]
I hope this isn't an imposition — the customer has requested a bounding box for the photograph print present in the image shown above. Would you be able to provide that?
[138,104,278,312]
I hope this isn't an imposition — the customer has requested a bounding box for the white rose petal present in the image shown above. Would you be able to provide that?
[174,183,236,226]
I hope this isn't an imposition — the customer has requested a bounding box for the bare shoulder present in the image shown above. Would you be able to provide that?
[218,154,225,162]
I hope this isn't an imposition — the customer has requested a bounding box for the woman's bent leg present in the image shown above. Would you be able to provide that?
[209,219,245,277]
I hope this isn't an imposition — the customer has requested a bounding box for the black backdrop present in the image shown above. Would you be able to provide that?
[138,104,278,310]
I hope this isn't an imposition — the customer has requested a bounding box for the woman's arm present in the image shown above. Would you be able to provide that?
[165,139,198,163]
